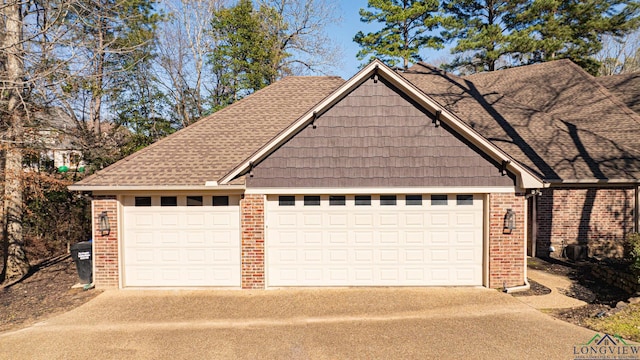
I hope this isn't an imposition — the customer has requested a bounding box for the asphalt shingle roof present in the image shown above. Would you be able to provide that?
[596,72,640,115]
[76,76,345,186]
[75,60,640,189]
[402,60,640,181]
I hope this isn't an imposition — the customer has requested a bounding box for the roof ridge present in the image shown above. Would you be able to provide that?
[465,59,574,79]
[565,60,640,126]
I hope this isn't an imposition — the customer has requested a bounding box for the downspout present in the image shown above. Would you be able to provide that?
[504,190,539,293]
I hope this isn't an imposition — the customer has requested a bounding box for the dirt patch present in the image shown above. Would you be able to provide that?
[518,257,632,329]
[0,255,101,333]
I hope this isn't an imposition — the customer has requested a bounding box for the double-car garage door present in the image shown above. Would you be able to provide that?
[266,194,484,286]
[121,193,484,287]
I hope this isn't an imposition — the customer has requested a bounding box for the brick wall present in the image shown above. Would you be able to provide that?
[92,197,119,288]
[489,193,526,288]
[536,187,635,258]
[241,194,265,289]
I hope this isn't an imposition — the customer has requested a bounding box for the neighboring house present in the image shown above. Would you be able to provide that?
[27,108,84,172]
[70,59,640,290]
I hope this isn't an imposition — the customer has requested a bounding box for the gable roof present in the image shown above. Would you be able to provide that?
[402,60,640,182]
[596,72,640,114]
[220,59,543,189]
[71,59,640,192]
[71,76,344,189]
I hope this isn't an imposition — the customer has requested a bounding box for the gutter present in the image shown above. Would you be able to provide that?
[68,184,246,192]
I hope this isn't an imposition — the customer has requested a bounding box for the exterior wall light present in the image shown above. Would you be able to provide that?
[99,211,111,236]
[503,208,516,234]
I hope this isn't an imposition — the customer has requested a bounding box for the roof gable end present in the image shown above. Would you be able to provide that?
[219,60,544,189]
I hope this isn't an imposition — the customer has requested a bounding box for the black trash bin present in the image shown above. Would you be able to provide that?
[70,241,92,284]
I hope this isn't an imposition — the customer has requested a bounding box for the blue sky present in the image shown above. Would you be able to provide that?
[326,1,451,79]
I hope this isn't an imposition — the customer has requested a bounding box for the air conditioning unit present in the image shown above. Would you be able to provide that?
[565,244,588,261]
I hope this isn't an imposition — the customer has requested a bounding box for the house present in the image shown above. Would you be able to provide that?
[69,59,640,290]
[26,107,85,172]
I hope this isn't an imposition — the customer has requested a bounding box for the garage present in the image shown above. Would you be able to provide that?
[121,195,241,287]
[266,194,484,286]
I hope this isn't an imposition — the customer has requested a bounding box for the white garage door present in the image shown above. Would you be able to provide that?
[122,195,241,287]
[267,194,483,286]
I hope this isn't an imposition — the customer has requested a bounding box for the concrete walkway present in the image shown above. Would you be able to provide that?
[516,268,588,309]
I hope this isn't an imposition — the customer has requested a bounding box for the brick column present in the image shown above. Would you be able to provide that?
[92,197,119,288]
[241,194,265,289]
[489,193,526,288]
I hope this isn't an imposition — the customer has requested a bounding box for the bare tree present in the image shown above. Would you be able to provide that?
[0,0,158,283]
[597,30,640,76]
[155,0,226,128]
[259,0,341,76]
[0,0,30,282]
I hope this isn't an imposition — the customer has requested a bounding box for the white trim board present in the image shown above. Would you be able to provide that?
[245,187,517,195]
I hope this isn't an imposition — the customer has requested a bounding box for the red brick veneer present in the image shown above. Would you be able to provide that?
[92,197,119,288]
[241,194,265,289]
[489,193,526,288]
[536,187,635,258]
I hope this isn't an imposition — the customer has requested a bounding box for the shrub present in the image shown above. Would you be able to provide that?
[624,233,640,275]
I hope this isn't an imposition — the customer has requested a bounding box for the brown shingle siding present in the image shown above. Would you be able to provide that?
[247,78,514,188]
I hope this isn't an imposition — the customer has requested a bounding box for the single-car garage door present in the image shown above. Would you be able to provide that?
[267,194,483,286]
[122,195,241,287]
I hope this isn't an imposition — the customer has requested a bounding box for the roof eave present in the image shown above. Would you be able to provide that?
[68,184,246,192]
[547,179,640,186]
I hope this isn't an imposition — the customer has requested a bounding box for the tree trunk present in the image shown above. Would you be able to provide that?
[90,17,106,135]
[1,0,29,283]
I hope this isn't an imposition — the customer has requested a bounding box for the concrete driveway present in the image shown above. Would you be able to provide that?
[0,287,596,359]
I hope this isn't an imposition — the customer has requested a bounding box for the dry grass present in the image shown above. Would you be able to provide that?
[586,304,640,342]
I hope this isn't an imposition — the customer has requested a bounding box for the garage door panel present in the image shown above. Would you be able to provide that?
[329,213,347,226]
[379,249,399,263]
[429,213,450,226]
[123,201,240,287]
[354,214,373,226]
[133,214,154,227]
[379,231,399,244]
[429,231,450,244]
[379,213,398,226]
[266,194,483,287]
[159,214,179,226]
[404,213,425,226]
[354,231,374,244]
[186,213,205,226]
[161,232,180,244]
[327,249,348,262]
[328,231,348,244]
[303,213,322,226]
[270,231,297,246]
[405,231,425,244]
[404,249,426,262]
[303,249,323,262]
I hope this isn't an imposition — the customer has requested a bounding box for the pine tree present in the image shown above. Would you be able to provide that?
[209,0,282,109]
[440,0,526,73]
[354,0,442,69]
[441,0,640,74]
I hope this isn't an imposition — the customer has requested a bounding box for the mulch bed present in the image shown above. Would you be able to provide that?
[0,255,102,333]
[513,257,634,328]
